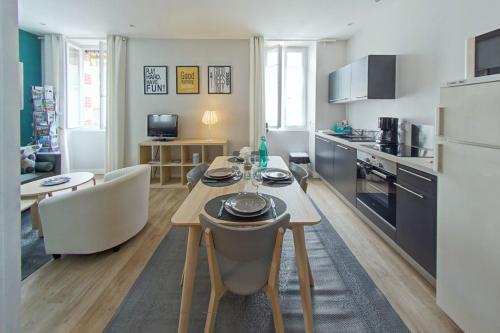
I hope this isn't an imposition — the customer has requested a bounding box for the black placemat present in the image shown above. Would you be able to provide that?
[201,172,242,187]
[205,193,287,222]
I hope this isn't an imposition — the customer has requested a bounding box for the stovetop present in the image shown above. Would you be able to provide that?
[361,144,434,158]
[325,133,376,142]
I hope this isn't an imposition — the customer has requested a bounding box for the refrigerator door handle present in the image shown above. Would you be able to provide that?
[435,107,444,137]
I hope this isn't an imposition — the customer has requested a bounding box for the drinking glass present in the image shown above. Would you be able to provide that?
[251,167,263,194]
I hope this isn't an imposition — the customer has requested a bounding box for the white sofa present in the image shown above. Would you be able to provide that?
[39,165,151,256]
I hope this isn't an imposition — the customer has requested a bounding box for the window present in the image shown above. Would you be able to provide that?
[265,44,308,130]
[66,40,106,129]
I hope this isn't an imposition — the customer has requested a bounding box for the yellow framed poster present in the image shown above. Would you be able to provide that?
[176,66,200,94]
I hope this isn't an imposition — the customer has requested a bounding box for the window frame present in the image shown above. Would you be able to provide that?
[65,39,106,130]
[264,43,309,131]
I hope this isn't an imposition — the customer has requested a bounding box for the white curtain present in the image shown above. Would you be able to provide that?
[42,34,70,173]
[249,36,266,149]
[105,35,127,172]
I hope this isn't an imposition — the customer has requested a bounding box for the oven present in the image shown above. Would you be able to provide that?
[356,151,397,239]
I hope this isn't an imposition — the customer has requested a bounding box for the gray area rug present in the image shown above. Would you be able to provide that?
[105,204,409,332]
[21,210,52,280]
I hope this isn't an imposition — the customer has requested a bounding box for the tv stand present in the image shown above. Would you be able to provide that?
[138,139,228,188]
[152,137,175,142]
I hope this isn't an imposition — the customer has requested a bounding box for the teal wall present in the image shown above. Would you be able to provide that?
[19,30,42,146]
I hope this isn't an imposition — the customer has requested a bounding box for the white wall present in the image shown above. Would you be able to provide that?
[125,38,249,165]
[315,41,347,131]
[346,0,500,131]
[0,0,21,331]
[68,130,106,173]
[309,41,347,167]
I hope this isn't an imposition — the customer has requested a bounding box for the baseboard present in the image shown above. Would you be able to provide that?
[70,168,105,175]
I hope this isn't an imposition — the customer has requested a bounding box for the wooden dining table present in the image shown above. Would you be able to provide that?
[171,156,321,333]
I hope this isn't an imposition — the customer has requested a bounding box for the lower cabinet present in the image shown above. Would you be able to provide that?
[395,166,437,277]
[315,136,335,186]
[333,143,357,206]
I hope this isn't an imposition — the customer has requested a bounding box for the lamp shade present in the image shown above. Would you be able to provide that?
[202,110,218,125]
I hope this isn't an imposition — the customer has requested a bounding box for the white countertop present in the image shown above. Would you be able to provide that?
[316,131,437,176]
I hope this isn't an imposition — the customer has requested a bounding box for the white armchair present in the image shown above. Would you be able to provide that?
[39,165,151,256]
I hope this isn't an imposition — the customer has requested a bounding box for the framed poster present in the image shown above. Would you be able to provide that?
[208,66,231,94]
[176,66,200,94]
[144,66,168,94]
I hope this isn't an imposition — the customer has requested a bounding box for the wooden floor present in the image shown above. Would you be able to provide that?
[21,178,461,333]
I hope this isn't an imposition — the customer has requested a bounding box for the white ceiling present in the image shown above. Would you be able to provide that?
[19,0,395,40]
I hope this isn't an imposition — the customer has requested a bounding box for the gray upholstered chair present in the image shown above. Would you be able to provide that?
[289,162,309,192]
[186,163,209,192]
[199,213,290,333]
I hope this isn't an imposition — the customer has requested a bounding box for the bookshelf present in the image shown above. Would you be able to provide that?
[32,85,58,151]
[138,139,228,188]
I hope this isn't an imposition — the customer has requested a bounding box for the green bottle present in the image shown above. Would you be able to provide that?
[259,136,269,167]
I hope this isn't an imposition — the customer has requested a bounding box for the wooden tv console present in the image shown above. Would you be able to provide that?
[138,139,228,188]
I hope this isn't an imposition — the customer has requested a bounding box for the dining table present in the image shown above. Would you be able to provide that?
[171,156,321,333]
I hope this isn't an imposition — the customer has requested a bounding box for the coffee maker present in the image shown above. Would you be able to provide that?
[376,117,399,144]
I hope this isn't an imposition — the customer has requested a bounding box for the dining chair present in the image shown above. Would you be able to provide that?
[199,213,290,333]
[289,162,309,192]
[186,163,209,192]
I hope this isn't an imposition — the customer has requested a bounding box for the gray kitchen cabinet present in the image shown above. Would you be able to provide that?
[333,142,357,206]
[315,136,335,186]
[329,55,396,103]
[395,165,437,277]
[328,64,351,103]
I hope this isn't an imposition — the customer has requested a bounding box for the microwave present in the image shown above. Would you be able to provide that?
[467,28,500,78]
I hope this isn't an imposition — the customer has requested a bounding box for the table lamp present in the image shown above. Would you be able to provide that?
[202,110,218,141]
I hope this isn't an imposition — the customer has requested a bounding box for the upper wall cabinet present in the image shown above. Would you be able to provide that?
[329,55,396,104]
[328,64,351,103]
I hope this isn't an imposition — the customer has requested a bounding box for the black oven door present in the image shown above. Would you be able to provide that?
[356,161,397,230]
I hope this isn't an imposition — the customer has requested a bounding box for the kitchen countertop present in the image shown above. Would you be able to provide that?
[316,131,438,176]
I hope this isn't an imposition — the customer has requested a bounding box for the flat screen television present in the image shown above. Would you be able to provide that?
[147,114,178,140]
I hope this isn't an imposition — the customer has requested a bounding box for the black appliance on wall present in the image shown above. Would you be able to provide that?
[376,117,399,144]
[148,114,178,141]
[356,150,398,239]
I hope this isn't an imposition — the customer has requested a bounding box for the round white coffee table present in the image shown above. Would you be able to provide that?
[20,172,96,236]
[21,172,96,198]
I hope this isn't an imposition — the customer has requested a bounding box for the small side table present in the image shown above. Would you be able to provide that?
[21,198,40,232]
[20,172,96,236]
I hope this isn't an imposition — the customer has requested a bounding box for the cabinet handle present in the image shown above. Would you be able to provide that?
[371,169,387,179]
[394,182,424,199]
[355,95,367,99]
[316,137,329,143]
[398,167,432,182]
[337,144,349,150]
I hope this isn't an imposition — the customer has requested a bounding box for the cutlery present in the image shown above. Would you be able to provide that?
[204,179,226,183]
[266,179,293,184]
[270,198,277,218]
[217,200,226,217]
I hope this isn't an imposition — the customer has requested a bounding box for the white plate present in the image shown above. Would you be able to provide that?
[224,196,272,217]
[226,192,268,214]
[262,168,292,180]
[205,168,235,179]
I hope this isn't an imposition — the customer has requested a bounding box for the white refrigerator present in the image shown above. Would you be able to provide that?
[437,79,500,333]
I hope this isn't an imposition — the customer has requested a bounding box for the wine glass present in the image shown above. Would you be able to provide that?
[251,167,263,194]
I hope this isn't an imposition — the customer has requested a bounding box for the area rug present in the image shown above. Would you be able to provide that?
[105,204,409,332]
[21,210,52,280]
